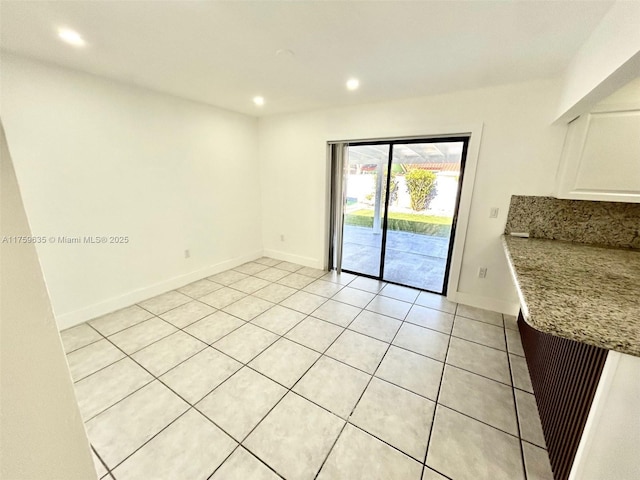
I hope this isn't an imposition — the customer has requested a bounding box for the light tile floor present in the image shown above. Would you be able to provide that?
[61,258,554,480]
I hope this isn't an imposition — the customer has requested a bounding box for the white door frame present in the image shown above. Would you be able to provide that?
[325,122,484,301]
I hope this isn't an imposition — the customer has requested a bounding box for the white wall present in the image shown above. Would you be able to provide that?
[0,122,96,480]
[555,1,640,122]
[0,55,262,328]
[258,79,567,311]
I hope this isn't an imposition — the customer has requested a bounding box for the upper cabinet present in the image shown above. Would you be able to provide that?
[555,79,640,203]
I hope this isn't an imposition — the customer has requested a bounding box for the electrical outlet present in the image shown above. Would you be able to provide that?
[280,234,285,242]
[184,249,190,259]
[478,267,488,279]
[490,207,499,218]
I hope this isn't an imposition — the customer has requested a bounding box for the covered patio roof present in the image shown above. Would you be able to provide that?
[348,142,463,171]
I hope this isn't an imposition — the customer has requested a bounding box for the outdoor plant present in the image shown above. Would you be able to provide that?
[389,172,399,205]
[367,172,399,205]
[405,169,437,211]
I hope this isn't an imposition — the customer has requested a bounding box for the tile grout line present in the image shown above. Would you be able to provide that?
[63,335,105,355]
[98,313,182,354]
[504,314,530,480]
[204,444,243,480]
[421,329,453,478]
[112,406,194,475]
[90,444,111,479]
[206,444,286,480]
[417,297,457,479]
[449,330,510,353]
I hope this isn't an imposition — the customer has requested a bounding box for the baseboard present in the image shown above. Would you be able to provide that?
[450,291,520,316]
[262,248,324,270]
[55,250,263,330]
[56,249,517,329]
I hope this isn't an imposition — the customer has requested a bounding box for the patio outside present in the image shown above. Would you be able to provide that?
[341,142,463,293]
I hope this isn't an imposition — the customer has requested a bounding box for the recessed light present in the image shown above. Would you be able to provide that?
[346,78,360,91]
[253,96,265,106]
[58,28,86,47]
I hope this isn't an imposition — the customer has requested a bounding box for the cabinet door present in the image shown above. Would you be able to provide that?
[556,108,640,203]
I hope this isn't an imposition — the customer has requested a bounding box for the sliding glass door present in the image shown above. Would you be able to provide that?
[341,144,389,277]
[334,137,468,294]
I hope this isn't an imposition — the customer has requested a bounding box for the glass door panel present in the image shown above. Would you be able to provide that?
[382,141,464,293]
[340,144,389,277]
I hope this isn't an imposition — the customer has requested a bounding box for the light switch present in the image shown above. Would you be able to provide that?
[490,207,499,218]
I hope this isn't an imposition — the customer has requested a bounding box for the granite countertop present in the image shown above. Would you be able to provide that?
[502,235,640,357]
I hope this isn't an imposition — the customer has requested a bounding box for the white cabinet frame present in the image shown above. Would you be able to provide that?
[555,102,640,203]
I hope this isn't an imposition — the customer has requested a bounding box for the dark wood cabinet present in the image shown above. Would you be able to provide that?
[518,312,608,480]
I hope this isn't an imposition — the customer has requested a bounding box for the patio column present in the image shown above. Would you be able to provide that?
[373,159,384,234]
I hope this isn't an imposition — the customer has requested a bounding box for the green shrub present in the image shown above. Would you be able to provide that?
[405,169,437,211]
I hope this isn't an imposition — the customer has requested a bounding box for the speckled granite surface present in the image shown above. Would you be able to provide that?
[502,235,640,356]
[504,196,640,249]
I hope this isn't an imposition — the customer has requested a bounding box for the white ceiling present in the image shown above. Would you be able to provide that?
[0,1,613,117]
